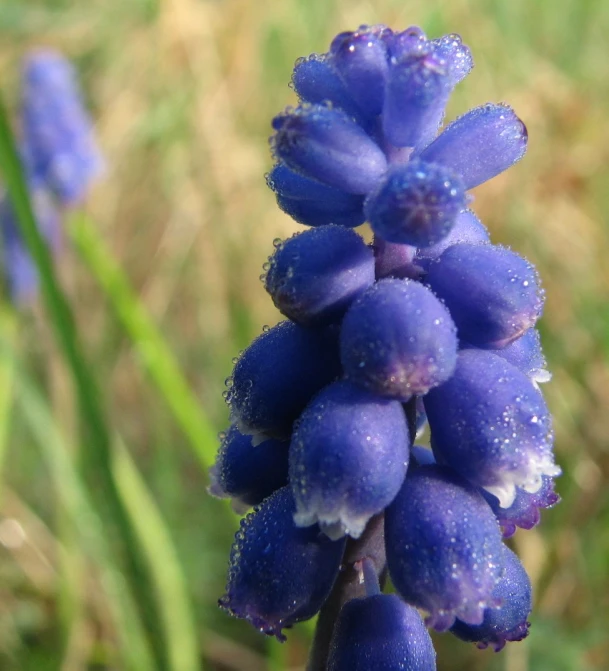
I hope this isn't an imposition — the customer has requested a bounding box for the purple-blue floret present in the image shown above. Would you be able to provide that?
[219,486,346,640]
[328,594,437,670]
[226,320,341,440]
[289,380,410,539]
[208,425,289,509]
[450,546,532,650]
[340,278,458,400]
[385,464,505,630]
[264,225,375,327]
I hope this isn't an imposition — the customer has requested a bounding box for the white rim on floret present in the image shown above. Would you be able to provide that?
[482,452,561,509]
[293,500,371,540]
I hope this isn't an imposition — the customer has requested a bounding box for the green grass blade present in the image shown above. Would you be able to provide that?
[0,340,155,671]
[0,306,17,500]
[0,94,169,670]
[67,210,219,474]
[114,437,202,671]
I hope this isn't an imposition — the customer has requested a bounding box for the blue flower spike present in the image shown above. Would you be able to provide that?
[289,380,410,539]
[215,22,559,667]
[219,486,346,640]
[385,464,505,631]
[328,558,437,670]
[20,49,104,205]
[264,225,375,327]
[451,546,532,651]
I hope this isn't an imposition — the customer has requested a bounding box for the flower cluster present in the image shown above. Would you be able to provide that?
[210,23,560,667]
[1,49,103,304]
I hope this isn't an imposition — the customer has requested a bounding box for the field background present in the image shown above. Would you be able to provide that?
[1,0,608,669]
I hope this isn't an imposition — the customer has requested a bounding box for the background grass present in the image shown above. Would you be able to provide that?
[1,0,608,669]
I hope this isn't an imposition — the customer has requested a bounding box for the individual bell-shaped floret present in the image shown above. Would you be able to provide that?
[450,546,532,650]
[415,209,489,268]
[328,577,436,671]
[208,425,289,509]
[266,165,365,229]
[290,380,410,539]
[291,54,364,124]
[20,49,104,205]
[425,349,560,508]
[226,321,341,441]
[219,486,346,640]
[425,243,544,348]
[271,103,387,194]
[382,43,454,150]
[264,225,375,327]
[481,475,560,538]
[341,278,458,401]
[329,25,390,119]
[491,328,551,385]
[372,236,420,280]
[417,103,528,190]
[385,464,505,630]
[365,160,467,247]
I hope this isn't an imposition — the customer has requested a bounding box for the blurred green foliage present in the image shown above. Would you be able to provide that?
[0,0,608,669]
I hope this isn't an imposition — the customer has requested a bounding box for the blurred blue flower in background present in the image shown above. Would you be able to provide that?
[1,48,103,304]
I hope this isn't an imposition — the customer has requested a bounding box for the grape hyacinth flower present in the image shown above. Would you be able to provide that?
[213,22,560,670]
[1,49,103,305]
[20,49,104,206]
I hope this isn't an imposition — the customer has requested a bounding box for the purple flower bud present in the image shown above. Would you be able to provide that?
[385,464,505,630]
[266,164,365,229]
[415,209,489,268]
[328,594,437,670]
[450,546,532,650]
[425,243,545,348]
[429,33,473,87]
[341,278,458,400]
[226,321,341,440]
[481,475,560,538]
[291,55,364,123]
[265,225,375,327]
[219,486,346,640]
[372,236,421,281]
[425,349,560,507]
[271,104,387,194]
[290,380,410,539]
[208,425,289,509]
[20,49,104,205]
[329,27,390,118]
[417,103,527,190]
[382,49,453,149]
[365,160,467,247]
